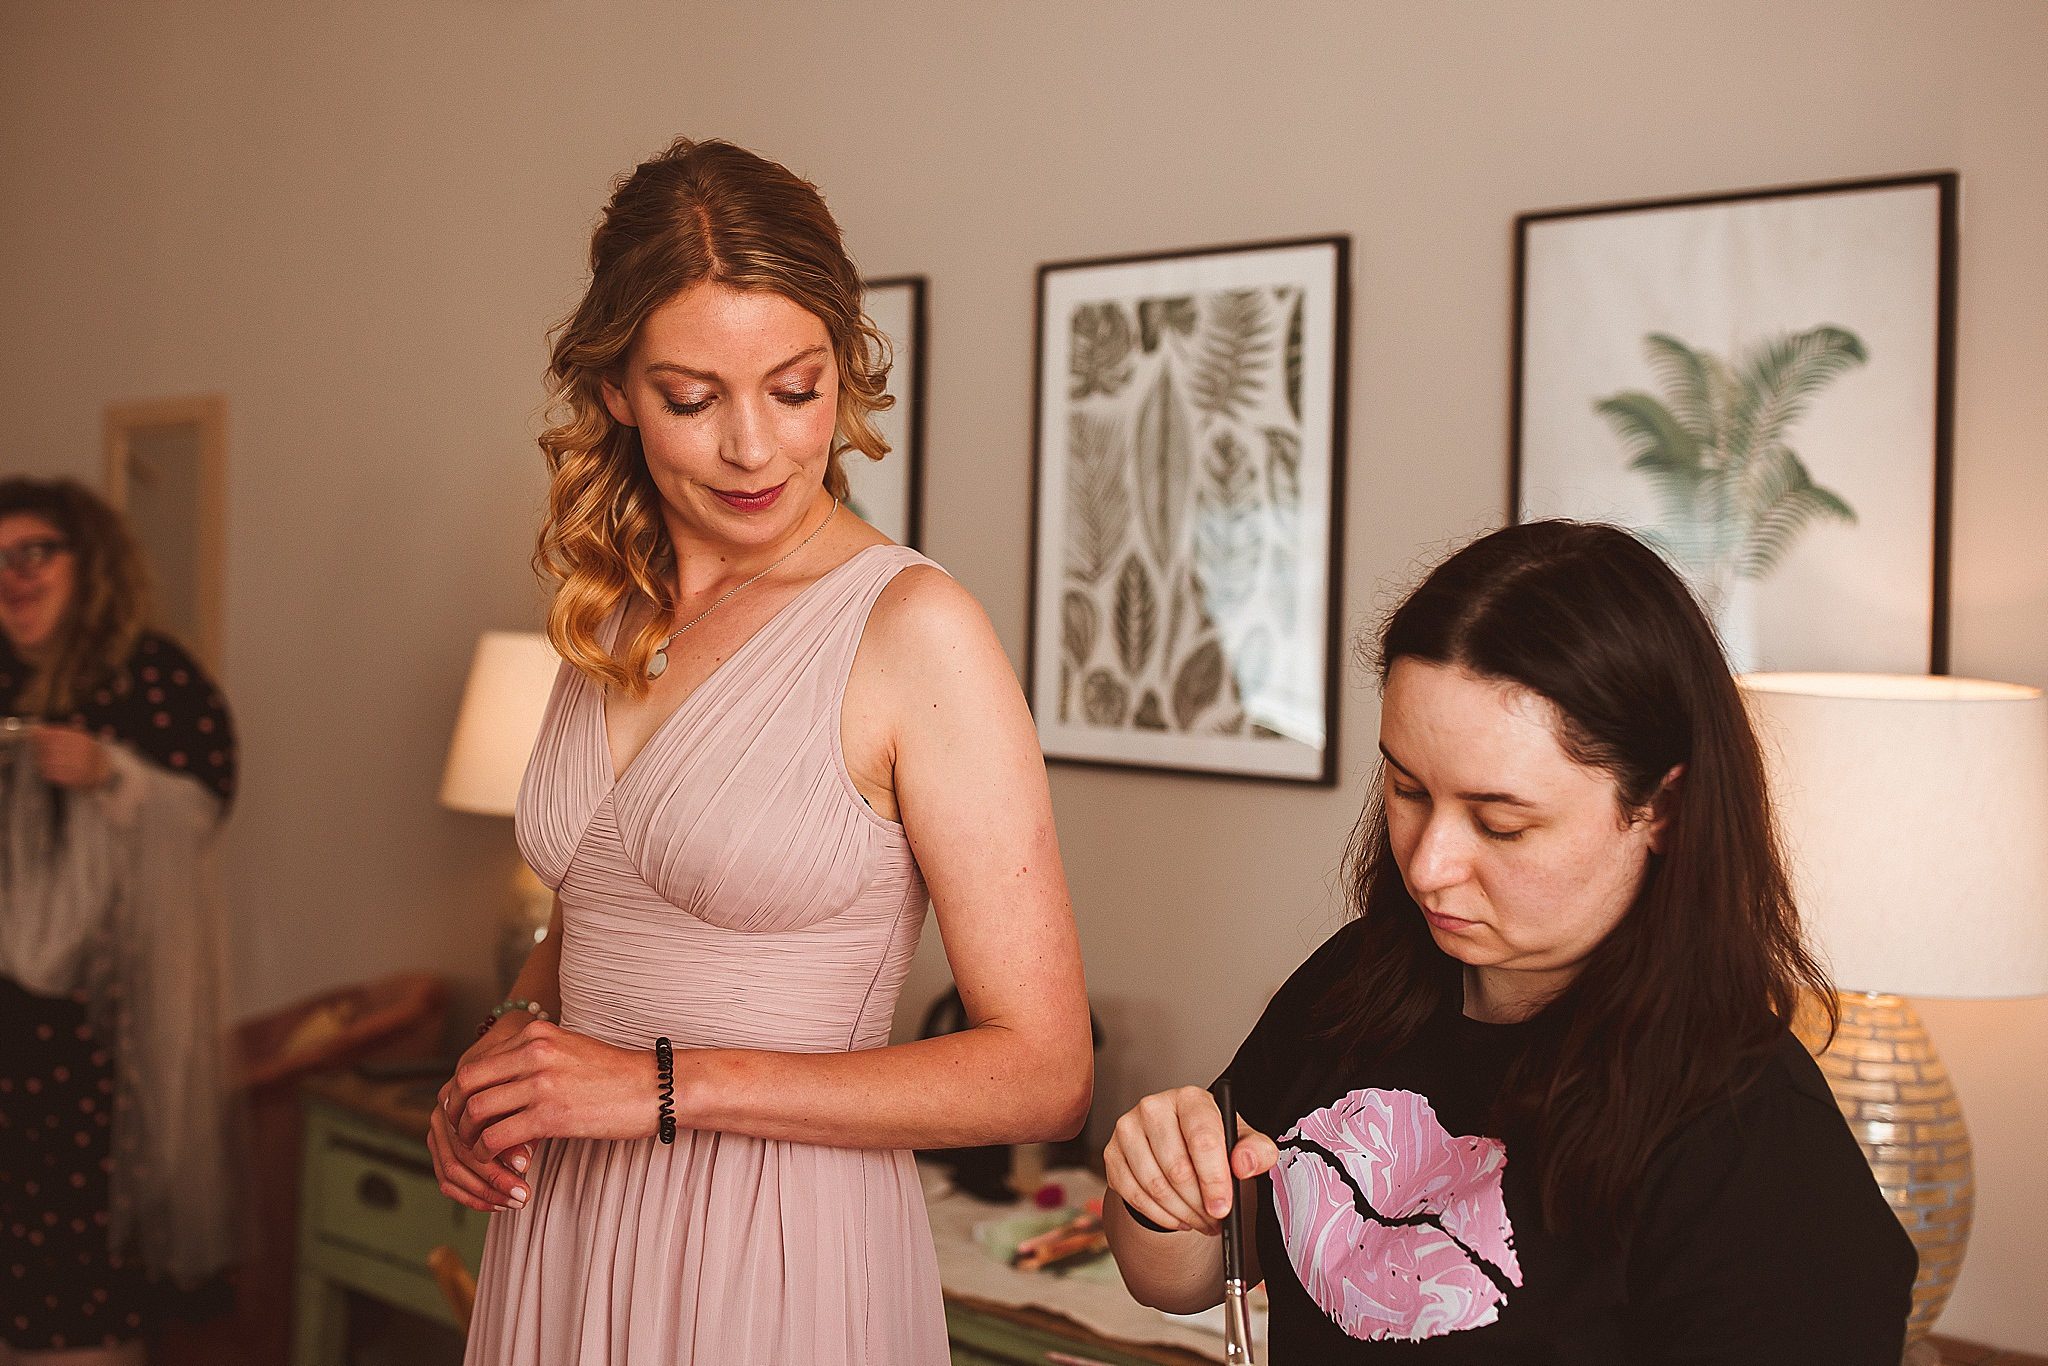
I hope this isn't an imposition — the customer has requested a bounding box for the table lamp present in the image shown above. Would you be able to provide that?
[1740,673,2048,1349]
[440,630,561,991]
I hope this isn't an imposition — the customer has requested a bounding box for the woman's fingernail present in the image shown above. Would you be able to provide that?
[511,1186,529,1204]
[510,1154,528,1174]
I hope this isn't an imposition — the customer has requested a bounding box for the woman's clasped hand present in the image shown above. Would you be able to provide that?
[431,1015,674,1210]
[431,1014,670,1211]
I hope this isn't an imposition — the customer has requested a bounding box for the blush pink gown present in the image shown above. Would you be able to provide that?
[464,544,949,1366]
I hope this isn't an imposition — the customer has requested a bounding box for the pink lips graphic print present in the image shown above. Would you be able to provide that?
[1272,1088,1522,1342]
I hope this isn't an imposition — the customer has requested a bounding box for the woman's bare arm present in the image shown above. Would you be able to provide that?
[427,898,563,1210]
[673,567,1092,1147]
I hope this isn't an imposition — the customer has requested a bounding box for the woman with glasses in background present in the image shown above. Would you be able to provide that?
[0,476,239,1366]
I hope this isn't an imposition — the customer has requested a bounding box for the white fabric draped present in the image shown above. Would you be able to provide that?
[0,740,238,1288]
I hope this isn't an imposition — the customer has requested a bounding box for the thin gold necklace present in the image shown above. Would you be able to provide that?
[647,497,840,680]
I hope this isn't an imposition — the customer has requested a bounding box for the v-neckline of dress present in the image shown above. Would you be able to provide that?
[596,544,886,789]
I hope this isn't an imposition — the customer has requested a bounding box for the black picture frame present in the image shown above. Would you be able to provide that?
[1510,172,1958,675]
[852,274,927,549]
[1027,235,1351,785]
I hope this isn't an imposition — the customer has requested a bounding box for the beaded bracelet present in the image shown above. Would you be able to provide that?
[653,1037,677,1145]
[475,998,554,1038]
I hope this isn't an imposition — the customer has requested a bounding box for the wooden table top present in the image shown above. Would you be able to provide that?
[301,1065,447,1137]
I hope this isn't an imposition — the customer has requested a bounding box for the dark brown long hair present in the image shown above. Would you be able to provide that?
[1323,520,1834,1242]
[534,136,895,695]
[0,476,150,716]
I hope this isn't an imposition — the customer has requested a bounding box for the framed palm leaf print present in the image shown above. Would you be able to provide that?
[1027,236,1350,784]
[1512,173,1958,674]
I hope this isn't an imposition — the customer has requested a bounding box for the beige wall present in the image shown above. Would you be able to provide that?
[4,0,2045,1348]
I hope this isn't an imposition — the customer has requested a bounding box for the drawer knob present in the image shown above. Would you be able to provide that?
[356,1172,400,1210]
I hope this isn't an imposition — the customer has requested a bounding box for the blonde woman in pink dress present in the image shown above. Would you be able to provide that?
[424,137,1094,1366]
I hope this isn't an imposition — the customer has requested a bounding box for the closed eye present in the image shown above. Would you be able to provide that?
[1393,782,1524,842]
[663,390,820,417]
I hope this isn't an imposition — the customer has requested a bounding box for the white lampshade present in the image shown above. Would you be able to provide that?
[439,631,561,817]
[1740,672,2048,999]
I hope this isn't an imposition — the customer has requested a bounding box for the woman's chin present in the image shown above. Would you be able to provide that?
[1424,924,1502,968]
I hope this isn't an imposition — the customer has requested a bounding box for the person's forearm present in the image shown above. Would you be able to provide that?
[675,1019,1091,1151]
[1103,1192,1227,1313]
[502,899,564,1016]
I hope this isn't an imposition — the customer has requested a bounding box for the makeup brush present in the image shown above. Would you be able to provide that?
[1212,1076,1254,1364]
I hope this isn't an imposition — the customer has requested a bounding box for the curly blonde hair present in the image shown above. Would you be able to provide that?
[0,477,151,717]
[535,137,895,695]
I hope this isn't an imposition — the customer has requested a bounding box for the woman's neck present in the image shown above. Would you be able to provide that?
[1462,963,1572,1024]
[664,488,839,602]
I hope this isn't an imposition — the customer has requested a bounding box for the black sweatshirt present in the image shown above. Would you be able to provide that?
[1224,920,1917,1364]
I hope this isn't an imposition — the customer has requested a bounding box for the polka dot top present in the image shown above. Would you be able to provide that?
[0,632,237,808]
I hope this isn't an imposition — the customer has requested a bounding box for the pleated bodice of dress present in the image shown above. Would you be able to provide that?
[515,543,934,1055]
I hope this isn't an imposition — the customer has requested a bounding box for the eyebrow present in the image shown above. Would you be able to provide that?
[644,345,829,383]
[1378,743,1538,809]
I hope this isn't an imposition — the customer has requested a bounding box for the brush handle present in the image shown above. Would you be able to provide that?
[1210,1076,1243,1286]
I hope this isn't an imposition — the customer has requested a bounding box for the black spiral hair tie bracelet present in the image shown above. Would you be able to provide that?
[653,1037,677,1144]
[1125,1201,1174,1234]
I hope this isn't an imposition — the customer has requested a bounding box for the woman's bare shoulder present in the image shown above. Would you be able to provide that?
[842,561,1024,797]
[862,562,1003,668]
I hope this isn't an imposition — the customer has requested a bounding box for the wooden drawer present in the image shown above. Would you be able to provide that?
[302,1103,488,1272]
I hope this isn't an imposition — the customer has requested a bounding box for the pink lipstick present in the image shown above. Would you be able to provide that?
[713,480,787,513]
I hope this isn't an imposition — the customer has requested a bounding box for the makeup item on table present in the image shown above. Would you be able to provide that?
[1008,1139,1049,1197]
[1213,1076,1255,1365]
[1010,1204,1108,1273]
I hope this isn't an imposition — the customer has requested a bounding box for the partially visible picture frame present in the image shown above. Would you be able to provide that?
[1028,236,1350,784]
[849,275,926,548]
[1512,173,1958,674]
[104,393,229,669]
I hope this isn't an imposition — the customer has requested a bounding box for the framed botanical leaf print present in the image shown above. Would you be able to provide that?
[1028,237,1350,783]
[1512,173,1958,674]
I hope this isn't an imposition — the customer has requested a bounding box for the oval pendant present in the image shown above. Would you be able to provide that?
[647,650,668,680]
